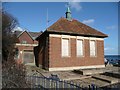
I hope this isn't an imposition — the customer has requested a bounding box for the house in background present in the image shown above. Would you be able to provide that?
[14,30,41,65]
[34,6,108,71]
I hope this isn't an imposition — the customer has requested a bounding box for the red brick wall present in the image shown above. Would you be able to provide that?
[19,31,34,44]
[34,40,38,44]
[16,46,34,63]
[16,31,38,64]
[49,36,104,68]
[35,34,49,69]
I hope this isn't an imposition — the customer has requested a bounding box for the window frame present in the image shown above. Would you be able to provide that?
[22,49,34,64]
[22,40,27,44]
[14,48,20,59]
[90,40,97,57]
[61,38,71,57]
[76,39,84,57]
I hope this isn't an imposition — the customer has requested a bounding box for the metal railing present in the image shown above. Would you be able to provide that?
[26,75,99,89]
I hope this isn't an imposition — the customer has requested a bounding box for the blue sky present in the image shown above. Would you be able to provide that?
[3,2,118,55]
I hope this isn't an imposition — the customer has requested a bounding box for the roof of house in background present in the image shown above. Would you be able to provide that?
[47,17,108,38]
[14,30,42,40]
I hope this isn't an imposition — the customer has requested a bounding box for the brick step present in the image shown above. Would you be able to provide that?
[76,69,112,75]
[62,75,91,81]
[104,71,120,78]
[92,75,118,84]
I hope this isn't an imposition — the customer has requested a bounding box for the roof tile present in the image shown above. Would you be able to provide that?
[14,31,42,39]
[47,17,108,38]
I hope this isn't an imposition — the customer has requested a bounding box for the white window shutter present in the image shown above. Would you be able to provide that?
[62,39,69,56]
[77,40,83,56]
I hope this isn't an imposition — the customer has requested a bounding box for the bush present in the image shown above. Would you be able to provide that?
[2,60,31,88]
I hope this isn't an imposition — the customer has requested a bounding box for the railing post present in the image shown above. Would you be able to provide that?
[76,83,80,90]
[56,80,58,89]
[39,77,41,87]
[73,82,76,89]
[42,77,44,88]
[91,84,95,90]
[44,77,46,88]
[89,85,91,90]
[79,84,81,90]
[72,82,75,89]
[59,80,63,88]
[51,79,53,88]
[30,76,32,88]
[49,79,51,88]
[70,81,72,89]
[75,83,78,89]
[35,75,37,87]
[70,82,72,90]
[62,80,64,88]
[63,80,65,88]
[95,85,97,90]
[46,77,50,88]
[64,80,67,88]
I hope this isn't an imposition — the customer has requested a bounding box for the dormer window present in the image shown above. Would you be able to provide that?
[22,40,27,44]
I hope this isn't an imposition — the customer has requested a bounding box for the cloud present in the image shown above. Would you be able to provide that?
[106,25,117,30]
[82,19,95,25]
[69,0,82,11]
[104,47,114,51]
[13,26,23,32]
[104,47,118,55]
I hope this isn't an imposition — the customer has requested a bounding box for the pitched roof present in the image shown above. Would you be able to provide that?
[14,31,42,40]
[47,17,108,38]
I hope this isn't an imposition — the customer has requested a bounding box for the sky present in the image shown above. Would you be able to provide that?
[3,2,118,55]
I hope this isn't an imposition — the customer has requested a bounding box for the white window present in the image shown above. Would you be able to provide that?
[14,48,19,59]
[22,40,27,44]
[77,40,83,56]
[62,38,70,57]
[90,40,96,56]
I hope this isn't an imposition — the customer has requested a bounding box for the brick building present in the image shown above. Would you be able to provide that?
[14,30,41,64]
[34,6,108,71]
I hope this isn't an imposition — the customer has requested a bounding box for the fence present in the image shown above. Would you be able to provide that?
[26,75,99,89]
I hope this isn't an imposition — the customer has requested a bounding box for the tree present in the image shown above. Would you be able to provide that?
[2,10,30,88]
[2,10,18,62]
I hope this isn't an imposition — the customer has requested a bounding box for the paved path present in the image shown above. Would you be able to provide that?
[92,74,119,84]
[41,71,88,80]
